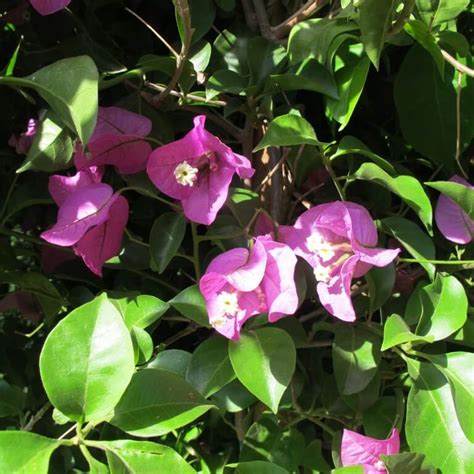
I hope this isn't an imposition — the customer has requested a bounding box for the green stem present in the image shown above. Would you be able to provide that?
[322,153,345,201]
[119,186,181,211]
[399,258,474,265]
[0,174,18,224]
[191,223,201,279]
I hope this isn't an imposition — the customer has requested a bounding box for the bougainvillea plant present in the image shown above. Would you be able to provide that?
[0,1,473,473]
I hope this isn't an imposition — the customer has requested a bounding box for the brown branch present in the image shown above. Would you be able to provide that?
[441,50,474,78]
[240,0,258,32]
[272,0,329,39]
[252,0,273,39]
[387,0,416,36]
[154,0,193,105]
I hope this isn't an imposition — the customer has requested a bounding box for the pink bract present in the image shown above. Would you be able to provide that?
[8,118,38,155]
[435,175,474,244]
[147,115,255,225]
[199,235,298,340]
[279,201,399,322]
[29,0,71,15]
[41,169,128,276]
[74,106,152,175]
[341,428,400,473]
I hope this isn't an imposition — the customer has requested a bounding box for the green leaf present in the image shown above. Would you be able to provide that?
[363,396,398,438]
[382,314,434,351]
[186,336,236,398]
[147,349,192,377]
[267,59,338,99]
[288,18,358,65]
[332,467,364,473]
[379,217,436,279]
[326,56,370,130]
[331,135,395,174]
[169,284,211,327]
[415,0,470,27]
[0,431,58,474]
[177,0,215,44]
[424,352,474,442]
[253,113,319,151]
[149,212,186,274]
[380,452,428,474]
[302,439,332,472]
[211,379,257,412]
[354,163,432,232]
[410,275,468,341]
[366,264,396,315]
[426,180,474,220]
[110,368,214,437]
[0,56,99,145]
[0,380,25,417]
[394,45,458,168]
[359,0,397,69]
[39,294,135,422]
[206,70,247,100]
[236,461,289,474]
[229,328,296,413]
[124,295,169,329]
[17,112,74,173]
[95,439,196,474]
[131,326,153,365]
[332,325,381,395]
[406,359,474,473]
[403,20,444,77]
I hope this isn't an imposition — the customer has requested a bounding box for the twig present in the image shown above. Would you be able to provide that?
[387,0,415,36]
[254,149,288,193]
[124,7,179,58]
[441,50,474,78]
[455,72,468,178]
[240,0,258,32]
[162,324,199,346]
[252,0,273,39]
[272,0,329,39]
[22,402,51,432]
[145,81,226,106]
[154,0,193,104]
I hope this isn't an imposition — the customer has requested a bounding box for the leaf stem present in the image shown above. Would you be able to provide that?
[399,258,474,265]
[191,223,201,279]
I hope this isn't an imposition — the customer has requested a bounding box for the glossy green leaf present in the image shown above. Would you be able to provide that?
[124,295,169,329]
[253,113,319,151]
[39,294,135,422]
[288,18,358,65]
[379,217,436,279]
[0,431,58,473]
[380,452,428,474]
[332,466,364,473]
[406,359,474,473]
[415,0,470,27]
[382,314,434,351]
[150,212,186,274]
[111,368,214,437]
[426,180,474,220]
[366,264,396,315]
[131,326,153,365]
[326,56,370,130]
[94,439,196,474]
[186,336,235,397]
[147,349,192,377]
[0,380,25,417]
[169,284,211,327]
[211,379,257,412]
[359,0,397,69]
[229,328,296,413]
[410,275,468,341]
[236,461,289,474]
[394,45,458,168]
[206,70,247,100]
[424,352,474,442]
[302,439,332,472]
[354,163,432,232]
[363,396,398,438]
[403,20,444,77]
[332,325,381,395]
[17,112,74,173]
[0,56,99,144]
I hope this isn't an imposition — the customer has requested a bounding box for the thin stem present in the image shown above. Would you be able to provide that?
[455,72,468,179]
[0,174,18,224]
[119,186,181,211]
[146,81,226,106]
[22,402,51,431]
[387,0,416,36]
[57,423,78,441]
[322,153,345,200]
[441,50,474,78]
[399,258,474,265]
[162,324,198,346]
[191,223,201,279]
[125,229,149,247]
[112,267,179,292]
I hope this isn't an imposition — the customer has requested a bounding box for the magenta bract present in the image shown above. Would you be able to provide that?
[199,235,298,340]
[8,118,38,155]
[29,0,71,15]
[147,115,254,225]
[74,106,152,175]
[280,201,399,322]
[341,428,400,473]
[435,175,474,244]
[41,169,128,276]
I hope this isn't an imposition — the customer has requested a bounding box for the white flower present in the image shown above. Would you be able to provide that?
[174,161,199,186]
[306,232,335,262]
[216,291,240,317]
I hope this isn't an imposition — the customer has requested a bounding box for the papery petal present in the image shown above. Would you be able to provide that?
[41,245,76,273]
[74,196,129,276]
[222,151,255,179]
[258,237,298,322]
[75,136,151,175]
[254,213,274,237]
[205,241,267,292]
[181,165,234,225]
[48,168,102,206]
[278,224,319,268]
[317,255,359,322]
[341,429,400,471]
[345,201,378,247]
[91,107,152,141]
[357,247,400,270]
[30,0,71,15]
[435,175,474,244]
[41,184,117,246]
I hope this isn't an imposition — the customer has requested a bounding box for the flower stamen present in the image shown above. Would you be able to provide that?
[216,291,240,317]
[174,161,199,186]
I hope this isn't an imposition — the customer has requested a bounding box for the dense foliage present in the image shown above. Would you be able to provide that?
[0,1,473,473]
